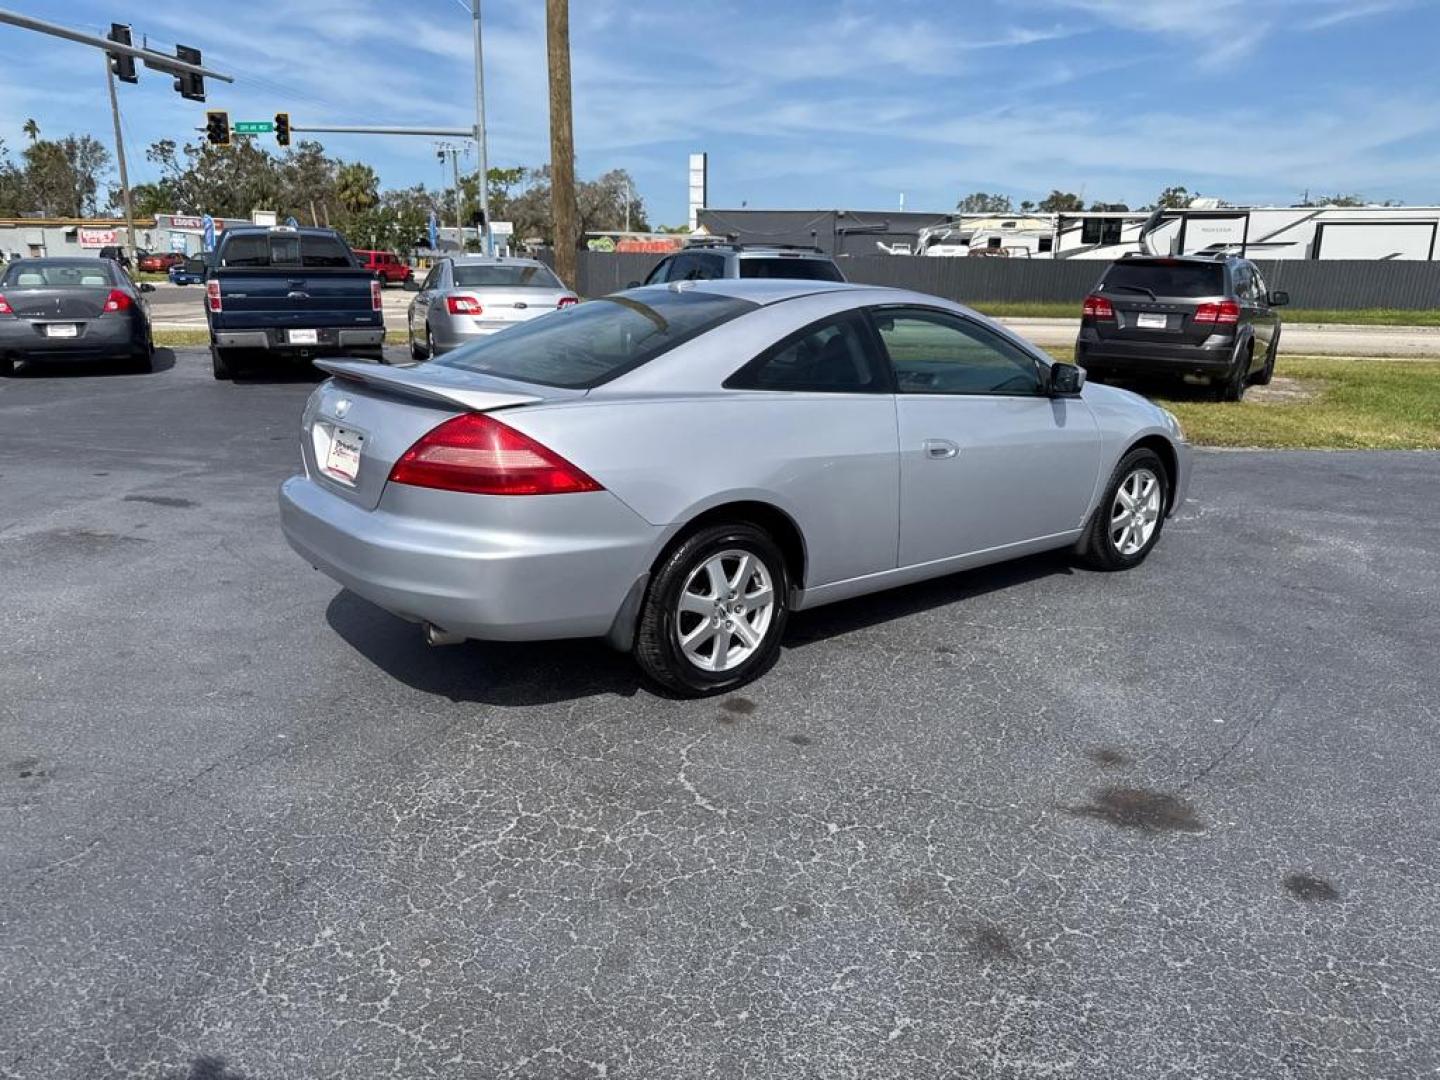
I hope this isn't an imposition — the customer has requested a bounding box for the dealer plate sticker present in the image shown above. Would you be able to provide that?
[1136,313,1168,329]
[324,427,364,484]
[289,328,319,345]
[45,324,79,338]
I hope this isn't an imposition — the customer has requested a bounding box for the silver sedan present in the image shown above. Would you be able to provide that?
[282,279,1190,695]
[405,256,578,359]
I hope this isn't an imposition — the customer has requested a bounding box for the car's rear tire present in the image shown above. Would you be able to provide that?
[1252,329,1279,385]
[1076,447,1169,571]
[1215,343,1251,402]
[211,346,237,380]
[634,522,789,697]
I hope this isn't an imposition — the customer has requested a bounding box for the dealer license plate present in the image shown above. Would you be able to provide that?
[45,323,79,338]
[323,426,364,484]
[289,328,319,345]
[1136,312,1168,330]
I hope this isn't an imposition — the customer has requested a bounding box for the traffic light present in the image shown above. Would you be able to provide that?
[107,24,137,84]
[205,110,230,147]
[274,112,291,148]
[173,44,205,102]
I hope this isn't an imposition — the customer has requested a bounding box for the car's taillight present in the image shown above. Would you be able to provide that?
[557,296,579,309]
[370,280,382,310]
[206,280,222,312]
[0,293,12,317]
[1194,299,1240,325]
[389,413,602,496]
[1082,293,1114,320]
[446,294,483,316]
[102,289,133,313]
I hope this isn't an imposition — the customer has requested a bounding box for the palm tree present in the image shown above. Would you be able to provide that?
[334,163,379,215]
[22,118,39,143]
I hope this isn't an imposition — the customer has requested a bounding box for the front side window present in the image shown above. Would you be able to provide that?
[421,265,443,291]
[872,308,1044,396]
[725,313,884,393]
[643,257,673,285]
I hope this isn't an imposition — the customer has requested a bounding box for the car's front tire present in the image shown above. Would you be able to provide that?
[408,325,427,361]
[634,522,789,697]
[1076,447,1169,571]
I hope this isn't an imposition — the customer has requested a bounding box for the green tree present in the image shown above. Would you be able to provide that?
[22,118,39,143]
[21,135,111,216]
[1089,201,1131,212]
[1154,185,1194,209]
[955,191,1013,213]
[1038,189,1085,213]
[1018,199,1036,213]
[335,163,380,215]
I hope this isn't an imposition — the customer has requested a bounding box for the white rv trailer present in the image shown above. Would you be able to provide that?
[921,205,1440,260]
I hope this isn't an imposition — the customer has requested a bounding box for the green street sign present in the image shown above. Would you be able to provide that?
[233,120,274,134]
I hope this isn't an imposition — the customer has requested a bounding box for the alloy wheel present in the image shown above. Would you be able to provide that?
[675,549,776,672]
[1110,467,1162,556]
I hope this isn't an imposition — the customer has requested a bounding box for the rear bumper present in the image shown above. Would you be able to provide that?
[0,317,140,360]
[213,326,385,353]
[278,475,662,642]
[1076,328,1237,376]
[431,314,543,352]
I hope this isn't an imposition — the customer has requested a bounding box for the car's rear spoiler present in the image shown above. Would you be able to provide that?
[314,359,544,413]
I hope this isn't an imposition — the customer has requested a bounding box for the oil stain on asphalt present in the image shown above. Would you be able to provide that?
[1284,873,1339,902]
[720,696,757,716]
[123,494,198,509]
[1070,786,1204,833]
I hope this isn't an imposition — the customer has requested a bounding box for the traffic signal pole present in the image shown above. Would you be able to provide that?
[104,55,137,264]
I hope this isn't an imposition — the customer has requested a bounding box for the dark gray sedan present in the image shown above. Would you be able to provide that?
[0,258,154,375]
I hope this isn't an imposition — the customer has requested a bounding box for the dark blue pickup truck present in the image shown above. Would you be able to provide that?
[203,226,386,380]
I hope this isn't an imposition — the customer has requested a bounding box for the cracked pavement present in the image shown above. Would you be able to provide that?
[2,350,1438,1078]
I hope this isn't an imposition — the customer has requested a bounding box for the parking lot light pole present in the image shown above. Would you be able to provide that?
[472,0,492,256]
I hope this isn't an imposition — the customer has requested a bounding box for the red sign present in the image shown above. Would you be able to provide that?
[167,215,225,234]
[78,228,118,248]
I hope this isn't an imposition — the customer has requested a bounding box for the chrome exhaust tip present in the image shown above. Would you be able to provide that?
[424,623,466,647]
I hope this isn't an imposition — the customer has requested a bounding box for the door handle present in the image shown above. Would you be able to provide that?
[923,439,959,459]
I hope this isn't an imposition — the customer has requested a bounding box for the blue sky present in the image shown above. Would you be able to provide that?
[2,0,1436,223]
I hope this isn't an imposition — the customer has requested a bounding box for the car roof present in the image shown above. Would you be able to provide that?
[623,278,869,306]
[1114,254,1235,266]
[450,256,547,267]
[7,257,114,268]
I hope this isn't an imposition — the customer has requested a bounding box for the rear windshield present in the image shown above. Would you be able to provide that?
[219,233,354,268]
[738,256,844,282]
[2,262,116,287]
[1100,261,1223,298]
[453,263,563,289]
[433,291,758,389]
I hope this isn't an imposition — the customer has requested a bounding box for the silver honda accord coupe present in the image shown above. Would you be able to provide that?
[280,279,1190,695]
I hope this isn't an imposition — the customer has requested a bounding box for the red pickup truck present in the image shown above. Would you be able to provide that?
[353,249,413,286]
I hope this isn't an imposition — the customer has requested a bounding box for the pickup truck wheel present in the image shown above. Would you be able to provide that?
[1076,448,1169,571]
[211,346,237,381]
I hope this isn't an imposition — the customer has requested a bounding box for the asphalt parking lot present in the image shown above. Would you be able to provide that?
[3,349,1438,1079]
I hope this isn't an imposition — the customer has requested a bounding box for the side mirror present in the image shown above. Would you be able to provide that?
[1049,362,1086,396]
[1269,290,1289,307]
[139,282,155,293]
[403,278,420,292]
[625,280,640,290]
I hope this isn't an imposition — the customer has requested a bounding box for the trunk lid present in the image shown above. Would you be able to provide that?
[449,288,571,331]
[7,287,109,319]
[302,361,584,511]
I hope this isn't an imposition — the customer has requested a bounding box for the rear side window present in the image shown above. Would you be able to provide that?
[725,313,885,393]
[739,257,844,282]
[1100,260,1223,298]
[434,291,758,389]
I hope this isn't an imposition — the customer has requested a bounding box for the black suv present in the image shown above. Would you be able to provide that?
[638,241,845,286]
[1075,254,1288,401]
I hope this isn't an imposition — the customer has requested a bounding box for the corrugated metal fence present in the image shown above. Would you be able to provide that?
[569,252,1440,310]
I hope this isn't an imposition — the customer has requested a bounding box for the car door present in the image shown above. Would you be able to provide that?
[870,306,1102,566]
[1232,263,1269,365]
[409,262,446,334]
[724,310,900,585]
[1249,263,1279,356]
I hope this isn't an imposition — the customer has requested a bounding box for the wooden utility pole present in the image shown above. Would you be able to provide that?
[546,0,577,288]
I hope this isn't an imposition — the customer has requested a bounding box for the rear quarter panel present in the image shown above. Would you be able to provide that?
[503,394,901,589]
